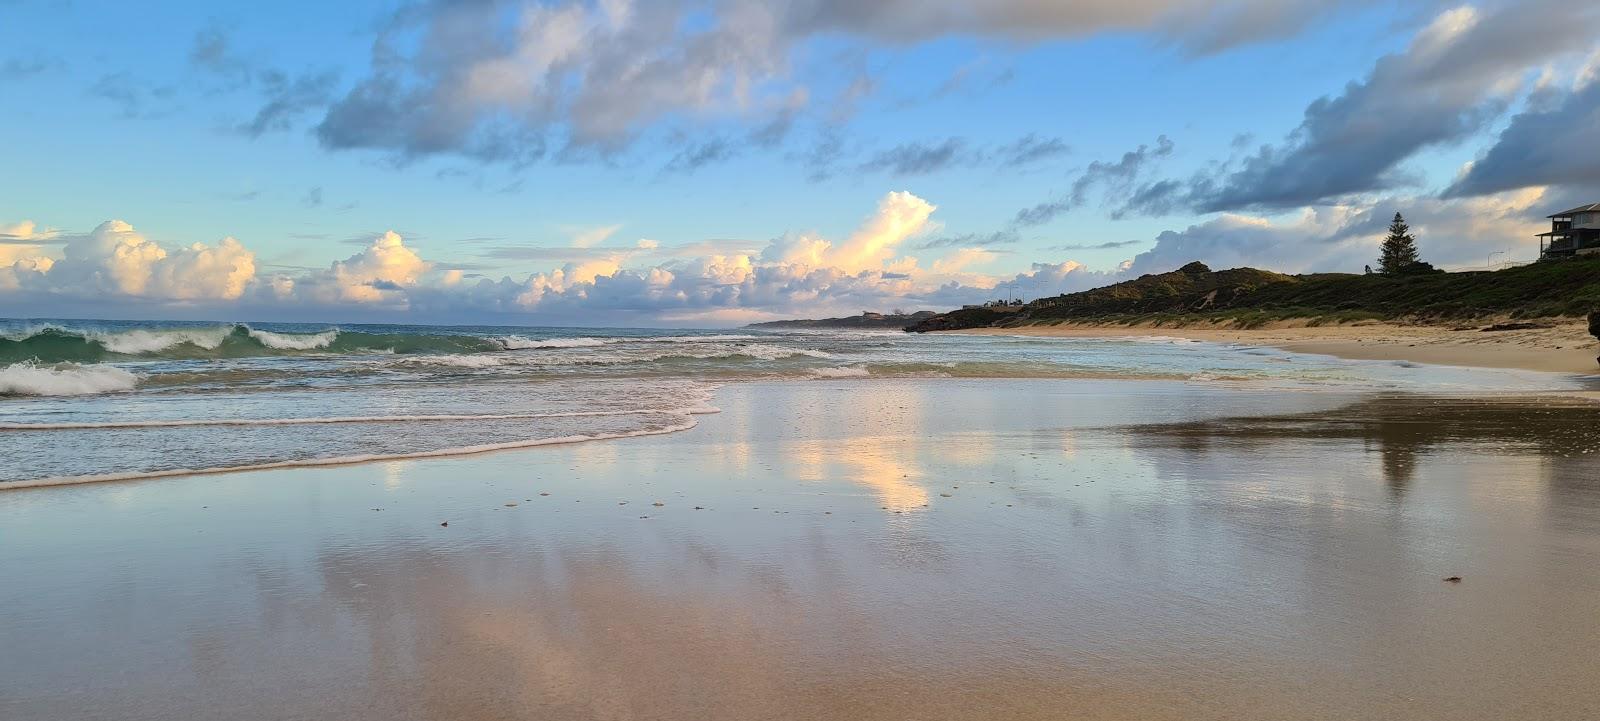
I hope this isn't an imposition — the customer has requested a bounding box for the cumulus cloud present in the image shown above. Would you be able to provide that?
[281,230,431,305]
[6,176,1564,323]
[2,193,1040,322]
[1,220,255,300]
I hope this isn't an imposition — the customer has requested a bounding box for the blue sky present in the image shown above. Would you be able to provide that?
[3,0,1598,325]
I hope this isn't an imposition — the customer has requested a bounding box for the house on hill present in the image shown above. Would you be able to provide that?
[1538,203,1600,259]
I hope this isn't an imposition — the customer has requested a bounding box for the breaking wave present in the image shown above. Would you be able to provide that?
[0,324,509,363]
[495,336,608,349]
[0,362,140,396]
[0,325,797,364]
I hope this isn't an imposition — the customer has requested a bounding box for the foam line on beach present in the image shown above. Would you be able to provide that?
[0,405,722,431]
[1,415,712,490]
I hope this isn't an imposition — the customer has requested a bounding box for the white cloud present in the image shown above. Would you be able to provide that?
[569,223,623,248]
[4,185,1556,324]
[286,230,430,305]
[1123,188,1552,277]
[2,220,256,301]
[312,0,1378,164]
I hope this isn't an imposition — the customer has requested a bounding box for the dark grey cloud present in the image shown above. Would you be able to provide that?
[305,0,1370,167]
[1445,79,1600,197]
[1,54,61,79]
[858,137,970,175]
[238,69,339,137]
[793,131,847,182]
[189,28,251,89]
[914,230,1020,250]
[301,187,324,208]
[663,139,737,175]
[1014,136,1173,226]
[188,28,340,138]
[784,0,1373,56]
[1138,1,1600,214]
[88,73,176,118]
[995,133,1071,167]
[1045,240,1142,251]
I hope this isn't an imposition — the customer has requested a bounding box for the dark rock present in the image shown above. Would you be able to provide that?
[440,522,448,527]
[1479,322,1546,332]
[1443,576,1462,583]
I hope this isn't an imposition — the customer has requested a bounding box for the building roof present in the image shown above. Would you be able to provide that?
[1549,203,1600,218]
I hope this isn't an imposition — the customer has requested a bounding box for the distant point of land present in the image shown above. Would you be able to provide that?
[905,258,1600,333]
[747,310,938,329]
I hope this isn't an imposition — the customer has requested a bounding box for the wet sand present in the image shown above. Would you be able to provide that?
[5,380,1600,720]
[946,319,1600,374]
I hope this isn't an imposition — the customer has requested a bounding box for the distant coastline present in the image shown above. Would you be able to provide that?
[905,259,1600,335]
[746,310,937,329]
[906,259,1600,375]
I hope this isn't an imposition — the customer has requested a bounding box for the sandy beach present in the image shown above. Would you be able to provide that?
[6,379,1600,721]
[943,318,1600,375]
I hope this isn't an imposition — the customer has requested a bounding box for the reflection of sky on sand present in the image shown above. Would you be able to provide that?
[5,382,1600,720]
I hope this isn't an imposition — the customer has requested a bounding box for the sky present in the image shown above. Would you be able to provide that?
[2,0,1598,327]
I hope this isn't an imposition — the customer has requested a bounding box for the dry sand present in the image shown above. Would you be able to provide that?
[944,318,1600,375]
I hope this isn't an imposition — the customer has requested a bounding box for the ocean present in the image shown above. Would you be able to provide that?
[1,318,1587,486]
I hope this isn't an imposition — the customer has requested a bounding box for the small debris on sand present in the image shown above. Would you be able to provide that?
[693,506,705,510]
[440,522,448,527]
[539,492,550,496]
[652,501,665,507]
[1444,576,1462,583]
[504,502,517,507]
[939,493,953,498]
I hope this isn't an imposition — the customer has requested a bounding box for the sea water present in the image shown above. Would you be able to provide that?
[0,318,1588,484]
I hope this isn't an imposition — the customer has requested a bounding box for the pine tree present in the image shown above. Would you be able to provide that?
[1378,212,1420,275]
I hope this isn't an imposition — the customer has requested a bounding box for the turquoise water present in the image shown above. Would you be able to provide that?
[0,318,1588,484]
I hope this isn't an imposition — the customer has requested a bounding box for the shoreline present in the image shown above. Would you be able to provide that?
[940,319,1600,375]
[7,380,1600,720]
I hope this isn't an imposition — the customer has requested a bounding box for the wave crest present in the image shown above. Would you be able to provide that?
[0,362,139,396]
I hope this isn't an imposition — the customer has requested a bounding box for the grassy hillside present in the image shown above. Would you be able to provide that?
[907,258,1600,332]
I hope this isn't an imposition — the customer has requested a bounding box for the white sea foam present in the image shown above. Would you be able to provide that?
[3,417,706,490]
[246,327,338,350]
[0,363,139,396]
[0,407,717,430]
[496,336,608,349]
[94,327,232,354]
[399,354,510,368]
[642,334,765,343]
[810,366,871,378]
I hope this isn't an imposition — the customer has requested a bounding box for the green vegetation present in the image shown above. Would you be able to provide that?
[749,310,938,329]
[906,257,1600,332]
[1378,212,1430,275]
